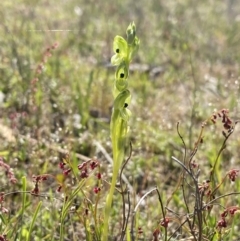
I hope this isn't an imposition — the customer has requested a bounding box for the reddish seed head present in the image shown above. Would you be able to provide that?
[0,158,17,184]
[152,228,160,239]
[223,123,231,130]
[222,115,226,123]
[160,218,170,228]
[33,175,39,182]
[96,172,102,179]
[41,175,48,181]
[33,175,46,182]
[211,119,216,124]
[59,162,66,169]
[90,161,98,170]
[190,160,198,168]
[217,218,227,228]
[205,189,212,196]
[221,210,228,218]
[212,109,233,131]
[228,206,239,216]
[138,227,143,234]
[31,184,39,195]
[78,161,88,170]
[57,185,62,192]
[0,192,4,203]
[93,186,101,194]
[227,118,232,125]
[221,109,228,114]
[0,235,7,241]
[204,205,212,211]
[63,168,71,176]
[80,169,88,178]
[228,169,239,182]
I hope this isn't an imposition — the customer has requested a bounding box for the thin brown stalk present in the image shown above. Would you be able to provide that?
[156,187,167,241]
[209,128,234,184]
[131,187,157,241]
[119,142,132,241]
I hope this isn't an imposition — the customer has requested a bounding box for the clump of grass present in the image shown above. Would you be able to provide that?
[134,108,240,241]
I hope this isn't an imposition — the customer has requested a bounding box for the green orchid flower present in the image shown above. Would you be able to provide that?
[111,36,128,66]
[113,89,131,122]
[126,22,136,45]
[115,61,129,93]
[128,36,140,63]
[102,22,139,241]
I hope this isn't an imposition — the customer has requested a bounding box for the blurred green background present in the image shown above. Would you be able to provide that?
[1,0,240,176]
[1,0,240,239]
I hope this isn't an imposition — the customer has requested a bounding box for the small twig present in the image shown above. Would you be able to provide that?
[204,192,240,207]
[189,123,205,166]
[209,128,234,184]
[125,191,131,239]
[176,122,190,216]
[131,187,157,241]
[133,187,157,213]
[120,142,133,193]
[119,142,132,241]
[156,186,166,220]
[171,156,195,181]
[172,156,202,241]
[156,187,168,241]
[167,218,189,241]
[176,122,187,165]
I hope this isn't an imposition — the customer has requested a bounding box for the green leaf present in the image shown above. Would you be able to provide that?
[21,176,27,215]
[27,201,42,241]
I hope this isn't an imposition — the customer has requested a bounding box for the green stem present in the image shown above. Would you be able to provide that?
[102,110,126,240]
[60,180,86,241]
[27,201,42,241]
[102,165,119,241]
